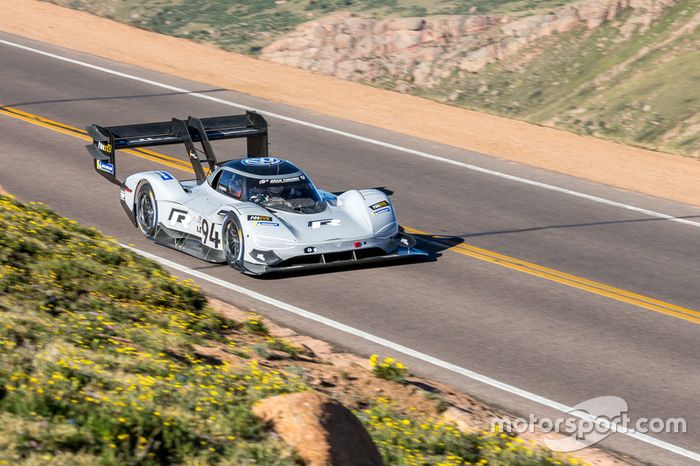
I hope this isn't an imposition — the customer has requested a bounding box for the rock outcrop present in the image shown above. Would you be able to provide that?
[252,392,384,466]
[261,0,675,89]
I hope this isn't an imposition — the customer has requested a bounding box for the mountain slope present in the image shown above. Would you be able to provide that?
[423,0,700,156]
[260,0,699,157]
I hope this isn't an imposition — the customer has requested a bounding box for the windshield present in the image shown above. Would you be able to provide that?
[213,169,326,214]
[246,174,325,214]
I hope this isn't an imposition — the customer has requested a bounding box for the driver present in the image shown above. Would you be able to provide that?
[267,185,284,199]
[227,176,243,199]
[249,184,285,205]
[248,184,276,205]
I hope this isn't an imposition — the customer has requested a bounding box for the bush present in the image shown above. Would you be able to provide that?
[358,397,582,466]
[370,354,408,383]
[243,318,269,335]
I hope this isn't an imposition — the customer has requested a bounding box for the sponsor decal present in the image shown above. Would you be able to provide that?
[372,207,391,215]
[96,160,115,175]
[254,175,305,185]
[168,208,191,227]
[271,175,304,184]
[157,171,174,181]
[241,157,282,166]
[132,136,177,144]
[304,247,316,254]
[250,249,281,264]
[254,221,280,227]
[247,215,273,222]
[308,219,342,229]
[97,141,112,154]
[119,188,126,201]
[369,200,390,211]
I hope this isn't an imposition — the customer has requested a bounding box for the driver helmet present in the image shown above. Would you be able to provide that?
[228,176,243,199]
[268,185,283,197]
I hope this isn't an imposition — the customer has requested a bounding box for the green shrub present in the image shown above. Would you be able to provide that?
[358,397,583,466]
[370,354,408,383]
[243,318,269,335]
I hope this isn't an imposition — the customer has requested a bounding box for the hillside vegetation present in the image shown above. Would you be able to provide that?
[0,194,584,465]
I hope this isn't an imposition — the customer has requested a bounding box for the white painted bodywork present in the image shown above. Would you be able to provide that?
[120,168,404,273]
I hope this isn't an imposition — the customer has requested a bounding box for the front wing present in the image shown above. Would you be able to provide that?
[241,233,428,275]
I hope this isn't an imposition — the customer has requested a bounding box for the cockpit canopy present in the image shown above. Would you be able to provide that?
[212,157,325,214]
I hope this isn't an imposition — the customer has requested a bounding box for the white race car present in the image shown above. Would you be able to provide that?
[86,112,426,275]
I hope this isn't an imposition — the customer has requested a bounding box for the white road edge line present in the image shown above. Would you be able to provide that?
[124,243,699,462]
[3,37,700,229]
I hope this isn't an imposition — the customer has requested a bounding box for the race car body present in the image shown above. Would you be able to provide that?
[86,112,426,275]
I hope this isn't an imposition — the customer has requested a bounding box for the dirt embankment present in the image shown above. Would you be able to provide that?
[2,0,700,208]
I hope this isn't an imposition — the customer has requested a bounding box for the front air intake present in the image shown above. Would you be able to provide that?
[273,248,387,268]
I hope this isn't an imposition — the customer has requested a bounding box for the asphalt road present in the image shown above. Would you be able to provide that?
[1,32,699,465]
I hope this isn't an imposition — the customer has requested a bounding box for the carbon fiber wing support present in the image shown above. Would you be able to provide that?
[85,112,268,185]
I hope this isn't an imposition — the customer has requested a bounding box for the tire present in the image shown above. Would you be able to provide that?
[222,214,245,270]
[135,182,158,238]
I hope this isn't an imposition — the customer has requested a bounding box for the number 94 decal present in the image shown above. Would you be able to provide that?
[198,218,221,249]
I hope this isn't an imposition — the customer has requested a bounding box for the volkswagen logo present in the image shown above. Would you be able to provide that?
[241,157,282,166]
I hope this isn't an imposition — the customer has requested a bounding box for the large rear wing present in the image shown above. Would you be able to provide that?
[86,112,268,185]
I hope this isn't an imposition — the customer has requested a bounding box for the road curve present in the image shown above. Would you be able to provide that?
[1,32,699,465]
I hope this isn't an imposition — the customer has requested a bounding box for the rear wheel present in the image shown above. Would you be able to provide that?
[222,215,245,269]
[135,182,158,238]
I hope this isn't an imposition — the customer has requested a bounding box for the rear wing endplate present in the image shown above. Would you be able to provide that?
[86,112,268,185]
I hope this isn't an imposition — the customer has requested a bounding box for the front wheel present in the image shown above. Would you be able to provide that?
[222,215,245,270]
[135,182,158,238]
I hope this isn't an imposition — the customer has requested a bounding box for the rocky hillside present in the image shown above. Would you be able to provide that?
[43,0,577,54]
[262,0,669,86]
[261,0,700,157]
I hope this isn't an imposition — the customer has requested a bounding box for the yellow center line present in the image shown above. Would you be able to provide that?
[0,106,193,172]
[3,105,699,325]
[404,226,700,324]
